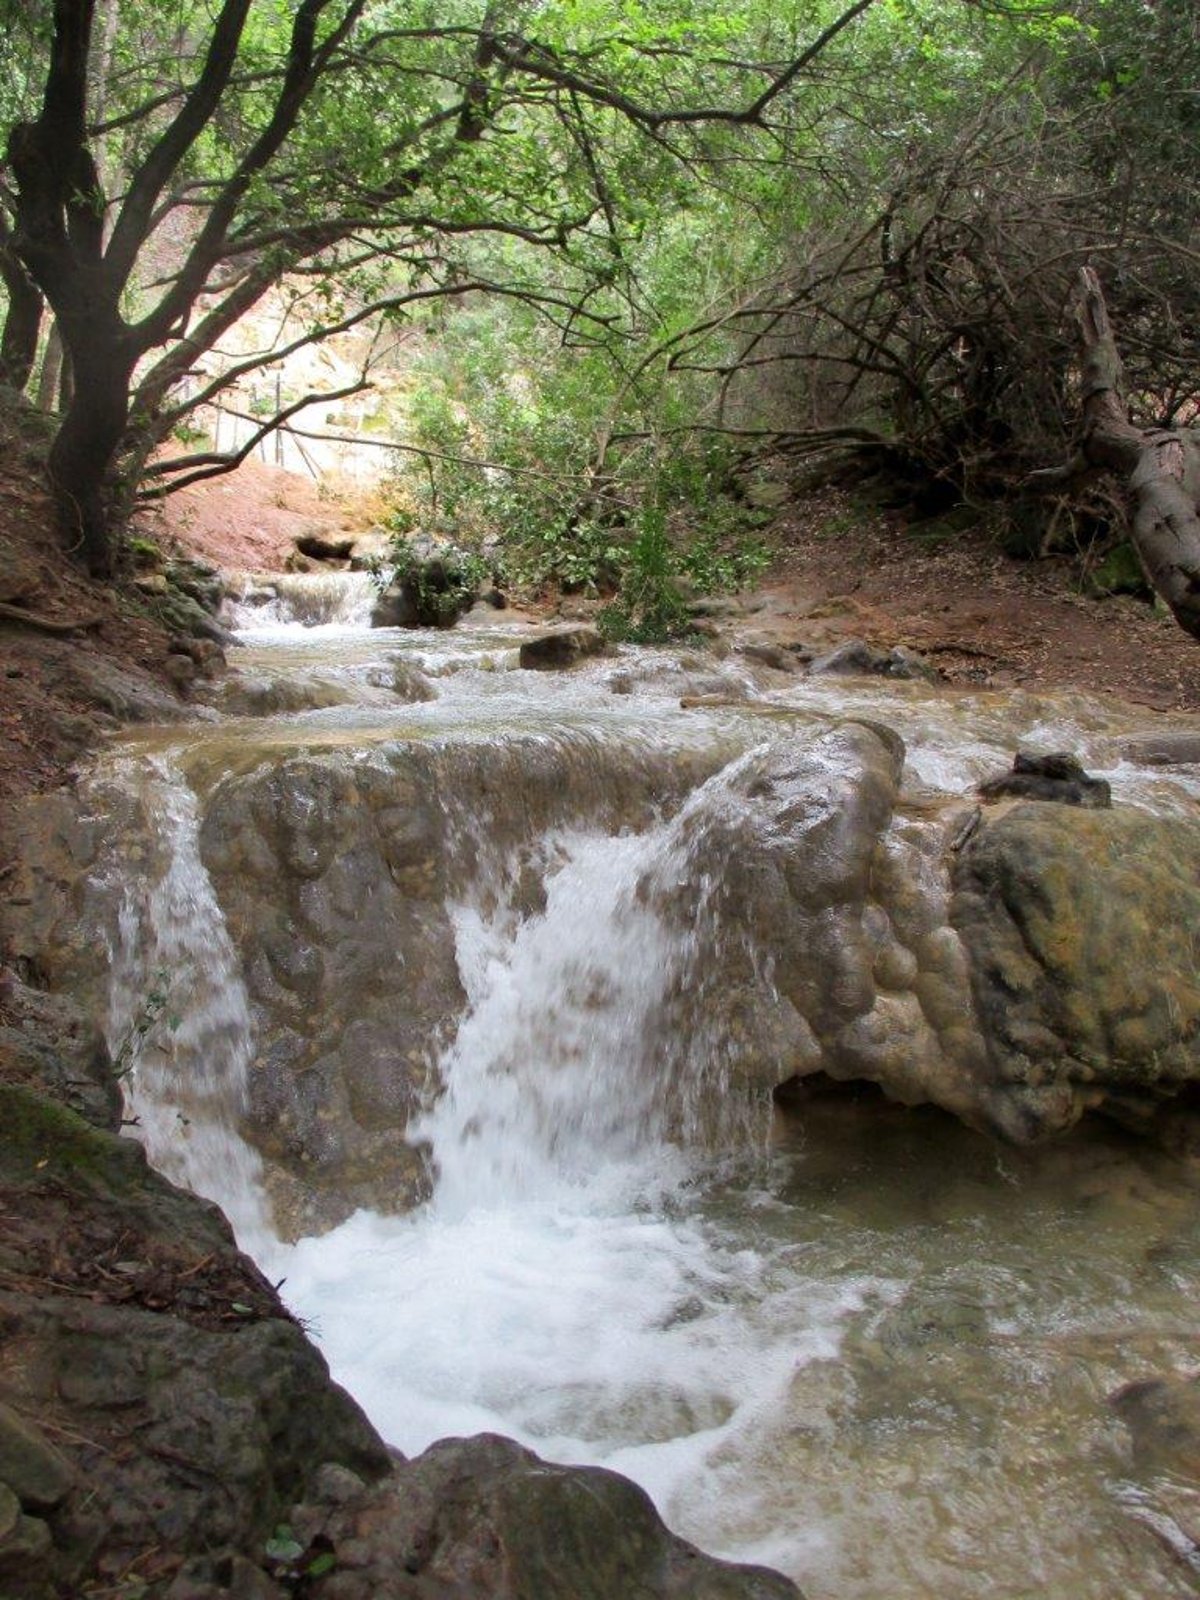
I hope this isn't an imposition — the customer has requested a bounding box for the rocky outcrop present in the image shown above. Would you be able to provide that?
[0,973,121,1133]
[0,1083,391,1597]
[10,711,1200,1226]
[277,1434,800,1600]
[197,752,462,1236]
[651,722,1200,1144]
[193,734,725,1237]
[649,721,994,1131]
[950,802,1200,1139]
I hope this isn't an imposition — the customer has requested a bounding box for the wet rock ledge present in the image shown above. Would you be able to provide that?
[0,1023,798,1598]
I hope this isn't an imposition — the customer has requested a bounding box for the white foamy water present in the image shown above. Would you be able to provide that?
[227,569,378,630]
[270,793,872,1537]
[104,755,270,1246]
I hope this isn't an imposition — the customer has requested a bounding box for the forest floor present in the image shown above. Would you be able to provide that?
[753,487,1200,710]
[4,455,1200,843]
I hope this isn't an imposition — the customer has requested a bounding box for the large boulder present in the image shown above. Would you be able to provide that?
[950,802,1200,1139]
[199,672,357,717]
[370,543,483,629]
[1111,1372,1200,1479]
[651,722,1200,1144]
[647,720,991,1131]
[0,1084,390,1598]
[285,1434,801,1600]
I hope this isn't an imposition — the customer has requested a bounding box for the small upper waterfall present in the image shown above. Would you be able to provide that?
[226,569,378,630]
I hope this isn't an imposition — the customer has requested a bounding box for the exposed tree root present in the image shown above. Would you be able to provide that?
[0,600,106,633]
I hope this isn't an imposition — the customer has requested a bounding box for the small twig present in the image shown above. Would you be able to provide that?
[177,1253,216,1280]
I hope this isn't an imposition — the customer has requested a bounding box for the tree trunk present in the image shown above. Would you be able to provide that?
[46,338,132,578]
[36,320,64,411]
[0,242,43,393]
[1075,266,1200,642]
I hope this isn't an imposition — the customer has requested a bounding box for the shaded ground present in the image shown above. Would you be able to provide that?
[0,432,177,820]
[750,492,1200,712]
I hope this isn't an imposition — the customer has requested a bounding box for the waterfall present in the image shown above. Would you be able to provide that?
[227,570,377,630]
[104,754,270,1247]
[272,754,867,1536]
[419,752,774,1216]
[418,832,696,1213]
[75,617,1200,1599]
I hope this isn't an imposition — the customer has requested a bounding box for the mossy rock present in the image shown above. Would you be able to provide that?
[1087,542,1152,599]
[0,1083,145,1196]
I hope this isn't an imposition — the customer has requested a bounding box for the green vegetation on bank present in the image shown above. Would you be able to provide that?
[0,0,1196,624]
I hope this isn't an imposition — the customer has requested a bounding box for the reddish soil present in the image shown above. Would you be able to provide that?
[148,457,382,574]
[755,493,1200,712]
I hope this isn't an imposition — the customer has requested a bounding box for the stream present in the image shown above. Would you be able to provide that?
[91,575,1200,1598]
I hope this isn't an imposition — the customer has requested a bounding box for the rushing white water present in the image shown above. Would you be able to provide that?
[104,754,270,1245]
[94,606,1200,1599]
[418,748,774,1214]
[226,569,378,629]
[271,804,887,1570]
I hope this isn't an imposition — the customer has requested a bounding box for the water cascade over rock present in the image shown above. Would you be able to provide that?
[6,584,1200,1596]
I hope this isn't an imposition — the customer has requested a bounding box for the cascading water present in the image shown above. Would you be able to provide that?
[273,797,883,1565]
[226,569,377,630]
[89,605,1200,1600]
[104,753,269,1246]
[420,750,775,1215]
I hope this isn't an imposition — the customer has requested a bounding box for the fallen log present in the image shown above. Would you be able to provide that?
[1032,267,1200,642]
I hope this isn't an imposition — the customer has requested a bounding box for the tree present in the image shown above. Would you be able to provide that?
[1,0,877,576]
[1035,267,1200,640]
[605,0,1199,624]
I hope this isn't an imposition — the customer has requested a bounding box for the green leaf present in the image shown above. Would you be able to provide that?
[265,1527,304,1562]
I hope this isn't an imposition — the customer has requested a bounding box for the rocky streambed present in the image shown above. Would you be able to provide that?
[4,583,1200,1596]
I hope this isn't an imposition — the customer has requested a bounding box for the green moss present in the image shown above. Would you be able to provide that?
[0,1083,144,1195]
[1087,542,1152,599]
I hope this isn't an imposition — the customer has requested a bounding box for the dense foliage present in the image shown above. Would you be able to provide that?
[0,0,1196,617]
